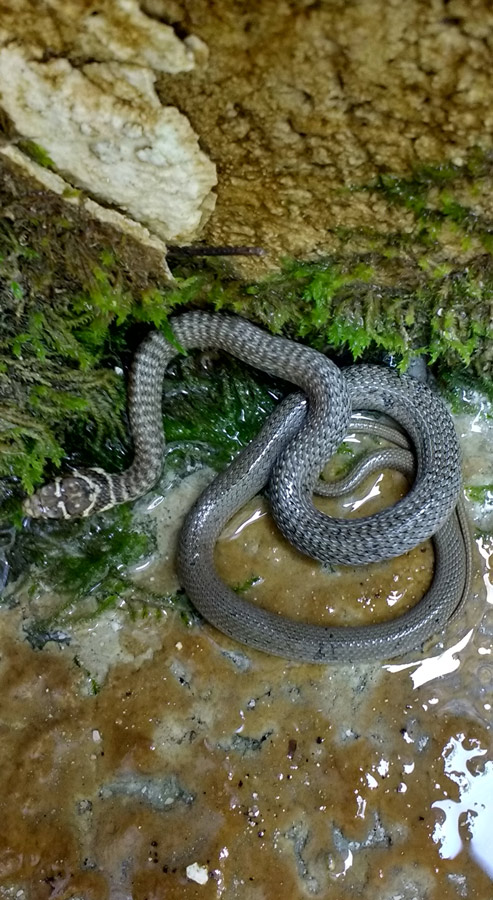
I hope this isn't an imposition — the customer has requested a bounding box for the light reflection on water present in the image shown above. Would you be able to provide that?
[381,530,493,883]
[477,537,493,605]
[334,848,354,878]
[342,473,384,513]
[230,505,265,537]
[384,630,474,689]
[432,734,493,879]
[384,534,493,690]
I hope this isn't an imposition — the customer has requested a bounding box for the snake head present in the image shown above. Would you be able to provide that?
[23,469,106,519]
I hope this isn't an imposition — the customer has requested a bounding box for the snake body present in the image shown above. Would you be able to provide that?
[178,395,471,662]
[23,312,471,662]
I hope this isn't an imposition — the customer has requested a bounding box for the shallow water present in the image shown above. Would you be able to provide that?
[0,383,492,899]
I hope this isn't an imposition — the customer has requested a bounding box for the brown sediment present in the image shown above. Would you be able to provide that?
[1,590,492,898]
[0,0,492,894]
[215,470,434,626]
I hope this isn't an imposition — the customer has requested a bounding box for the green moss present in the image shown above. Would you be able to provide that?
[164,254,492,377]
[369,151,493,252]
[2,245,492,498]
[162,354,283,470]
[17,140,56,171]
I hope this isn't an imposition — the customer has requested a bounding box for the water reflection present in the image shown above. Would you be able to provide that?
[0,525,16,594]
[432,733,493,879]
[477,537,493,605]
[384,630,474,689]
[343,473,384,513]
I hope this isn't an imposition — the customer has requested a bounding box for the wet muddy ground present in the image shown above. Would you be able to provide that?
[0,396,492,899]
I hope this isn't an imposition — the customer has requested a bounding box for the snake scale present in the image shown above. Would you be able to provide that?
[23,312,471,663]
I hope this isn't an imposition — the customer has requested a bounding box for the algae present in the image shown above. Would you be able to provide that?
[465,485,493,504]
[5,502,191,647]
[436,367,493,414]
[162,354,283,470]
[7,504,151,629]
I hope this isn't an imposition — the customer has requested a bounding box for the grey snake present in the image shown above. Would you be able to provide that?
[23,312,471,663]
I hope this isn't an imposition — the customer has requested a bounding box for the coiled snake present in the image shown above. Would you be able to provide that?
[23,312,471,663]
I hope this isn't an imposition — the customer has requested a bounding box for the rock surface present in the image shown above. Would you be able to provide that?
[0,1,217,243]
[3,0,493,264]
[149,0,493,262]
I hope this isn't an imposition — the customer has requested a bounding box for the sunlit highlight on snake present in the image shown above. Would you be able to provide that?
[23,312,471,663]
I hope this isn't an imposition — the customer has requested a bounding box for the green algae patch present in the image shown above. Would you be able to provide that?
[5,503,173,647]
[437,367,493,415]
[466,485,493,504]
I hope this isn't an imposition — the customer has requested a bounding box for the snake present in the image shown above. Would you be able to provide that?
[23,312,471,662]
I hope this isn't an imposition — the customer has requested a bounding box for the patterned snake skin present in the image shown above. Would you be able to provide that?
[23,312,471,662]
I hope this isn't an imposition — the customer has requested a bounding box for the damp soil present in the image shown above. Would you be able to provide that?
[0,407,492,899]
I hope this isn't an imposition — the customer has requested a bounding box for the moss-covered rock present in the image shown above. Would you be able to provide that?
[1,150,493,500]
